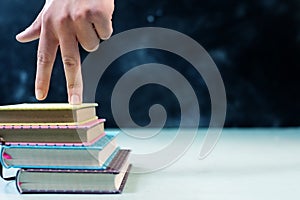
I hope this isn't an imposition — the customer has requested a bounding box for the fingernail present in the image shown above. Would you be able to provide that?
[90,44,99,52]
[35,89,44,100]
[70,95,81,105]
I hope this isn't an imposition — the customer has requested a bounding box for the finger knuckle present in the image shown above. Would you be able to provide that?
[57,14,71,26]
[62,56,77,68]
[74,8,98,21]
[68,82,82,90]
[41,14,54,29]
[37,52,52,66]
[90,7,105,19]
[73,11,86,21]
[41,11,51,22]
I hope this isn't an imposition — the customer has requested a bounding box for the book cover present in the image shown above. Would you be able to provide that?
[0,103,98,124]
[16,149,131,194]
[1,132,119,169]
[0,119,105,144]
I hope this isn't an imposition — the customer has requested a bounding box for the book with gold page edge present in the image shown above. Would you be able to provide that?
[0,103,98,125]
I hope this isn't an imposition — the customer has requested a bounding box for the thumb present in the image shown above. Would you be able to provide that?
[16,11,43,43]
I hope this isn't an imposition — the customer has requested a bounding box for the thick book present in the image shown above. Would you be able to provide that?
[0,132,119,169]
[0,103,98,125]
[16,149,131,194]
[0,119,105,144]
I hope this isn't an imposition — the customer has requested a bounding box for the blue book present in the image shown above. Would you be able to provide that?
[0,132,119,170]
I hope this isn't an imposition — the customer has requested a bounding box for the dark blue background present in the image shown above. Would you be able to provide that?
[0,0,299,127]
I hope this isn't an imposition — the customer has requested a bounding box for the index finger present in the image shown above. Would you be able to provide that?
[35,25,58,100]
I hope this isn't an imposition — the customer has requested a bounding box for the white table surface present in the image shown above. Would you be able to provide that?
[1,128,300,200]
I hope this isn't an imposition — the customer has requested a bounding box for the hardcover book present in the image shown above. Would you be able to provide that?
[16,149,131,194]
[1,132,119,169]
[0,119,105,144]
[0,103,98,125]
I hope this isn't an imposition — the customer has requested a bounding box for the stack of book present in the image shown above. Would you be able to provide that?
[0,103,131,194]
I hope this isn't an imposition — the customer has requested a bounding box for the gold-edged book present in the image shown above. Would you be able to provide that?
[0,103,98,125]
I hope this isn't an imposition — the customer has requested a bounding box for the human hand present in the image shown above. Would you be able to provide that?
[16,0,114,104]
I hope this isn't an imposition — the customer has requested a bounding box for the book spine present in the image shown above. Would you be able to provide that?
[100,147,120,169]
[15,169,23,194]
[0,146,9,169]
